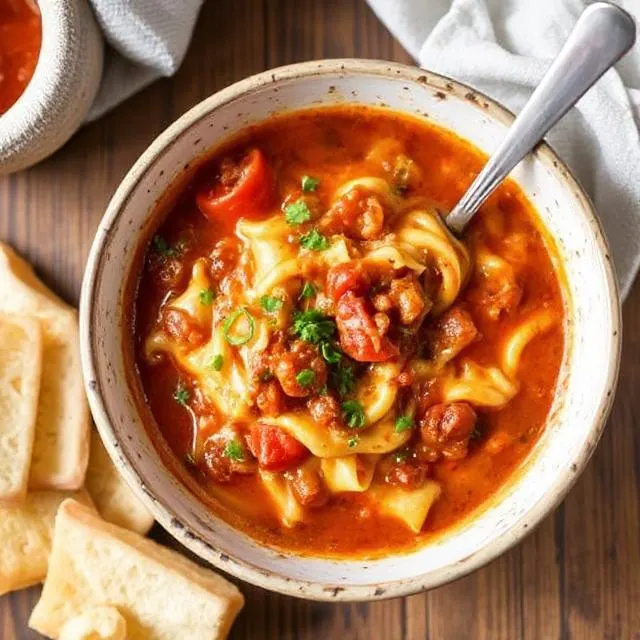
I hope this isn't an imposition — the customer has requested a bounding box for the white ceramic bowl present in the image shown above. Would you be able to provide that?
[80,60,621,601]
[0,0,103,174]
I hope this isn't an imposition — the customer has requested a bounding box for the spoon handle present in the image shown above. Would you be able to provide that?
[445,2,636,234]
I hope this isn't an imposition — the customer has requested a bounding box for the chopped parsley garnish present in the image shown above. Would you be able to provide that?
[299,228,329,251]
[347,436,359,449]
[259,369,274,382]
[342,400,366,429]
[285,200,312,225]
[199,288,216,305]
[291,310,336,344]
[223,307,255,346]
[299,281,317,299]
[318,384,329,396]
[331,363,355,397]
[173,383,190,406]
[393,450,410,464]
[296,369,315,387]
[320,342,342,364]
[223,439,245,462]
[260,295,283,313]
[301,175,319,192]
[152,235,179,257]
[208,354,224,371]
[394,415,414,433]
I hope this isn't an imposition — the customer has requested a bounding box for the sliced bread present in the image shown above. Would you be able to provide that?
[0,313,42,505]
[0,489,93,596]
[0,243,89,490]
[30,499,244,640]
[85,429,155,535]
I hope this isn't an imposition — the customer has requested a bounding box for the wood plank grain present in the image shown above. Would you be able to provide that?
[1,0,639,638]
[562,277,640,640]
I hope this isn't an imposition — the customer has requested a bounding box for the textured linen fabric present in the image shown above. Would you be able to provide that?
[86,0,204,121]
[367,0,640,299]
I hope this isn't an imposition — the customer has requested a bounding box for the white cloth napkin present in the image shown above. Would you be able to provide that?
[367,0,640,299]
[85,0,204,121]
[84,0,640,298]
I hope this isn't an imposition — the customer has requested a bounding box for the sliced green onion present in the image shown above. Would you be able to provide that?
[223,307,255,346]
[320,342,342,364]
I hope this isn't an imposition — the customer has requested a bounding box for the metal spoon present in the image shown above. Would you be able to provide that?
[445,2,636,234]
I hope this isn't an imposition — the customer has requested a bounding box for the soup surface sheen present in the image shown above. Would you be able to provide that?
[131,106,566,557]
[0,0,41,116]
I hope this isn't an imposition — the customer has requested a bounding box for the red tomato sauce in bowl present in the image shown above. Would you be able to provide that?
[0,0,42,116]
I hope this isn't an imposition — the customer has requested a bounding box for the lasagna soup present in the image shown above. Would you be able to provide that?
[131,107,566,556]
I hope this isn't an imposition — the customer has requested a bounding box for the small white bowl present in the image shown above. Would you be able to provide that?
[0,0,103,174]
[80,60,621,601]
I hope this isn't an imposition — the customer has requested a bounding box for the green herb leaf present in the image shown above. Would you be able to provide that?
[301,175,319,192]
[291,310,336,344]
[342,400,366,429]
[259,370,274,382]
[320,342,342,364]
[173,383,190,406]
[299,228,329,251]
[199,288,216,305]
[394,415,414,433]
[152,235,179,257]
[285,200,312,225]
[208,354,224,371]
[223,439,245,462]
[223,307,255,346]
[299,281,317,299]
[260,295,283,313]
[347,436,359,449]
[296,369,315,387]
[331,363,355,397]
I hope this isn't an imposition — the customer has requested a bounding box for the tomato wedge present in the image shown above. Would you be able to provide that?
[248,422,308,472]
[196,148,275,223]
[336,291,399,362]
[326,261,370,302]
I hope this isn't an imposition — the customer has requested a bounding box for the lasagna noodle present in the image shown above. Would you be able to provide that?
[440,360,519,408]
[333,176,398,209]
[262,411,411,458]
[320,237,352,267]
[364,245,426,275]
[168,259,213,329]
[368,481,442,534]
[501,310,557,379]
[237,216,295,280]
[321,455,378,493]
[259,470,304,528]
[355,362,400,424]
[394,209,470,314]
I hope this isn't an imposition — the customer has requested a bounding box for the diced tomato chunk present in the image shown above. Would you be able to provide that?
[326,261,370,302]
[248,422,308,472]
[335,291,399,362]
[196,149,275,225]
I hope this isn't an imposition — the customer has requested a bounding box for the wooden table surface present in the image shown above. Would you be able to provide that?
[1,1,639,638]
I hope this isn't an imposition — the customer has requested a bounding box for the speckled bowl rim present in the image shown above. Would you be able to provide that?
[80,59,622,601]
